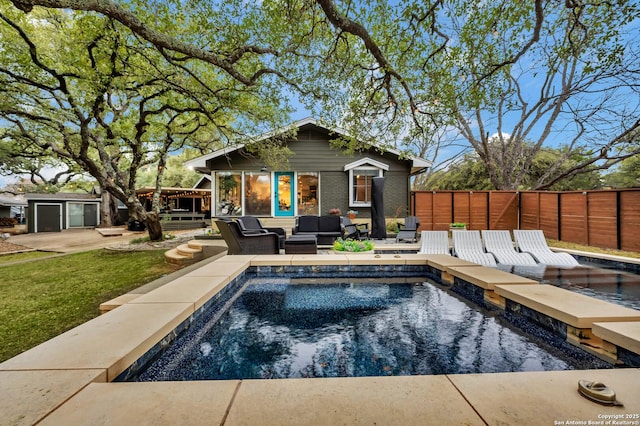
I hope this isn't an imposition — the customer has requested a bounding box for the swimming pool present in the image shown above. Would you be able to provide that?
[133,277,597,381]
[503,264,640,311]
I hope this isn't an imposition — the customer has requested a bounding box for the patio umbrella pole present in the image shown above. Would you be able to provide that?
[371,177,387,239]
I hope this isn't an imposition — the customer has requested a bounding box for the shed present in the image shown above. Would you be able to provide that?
[25,193,101,233]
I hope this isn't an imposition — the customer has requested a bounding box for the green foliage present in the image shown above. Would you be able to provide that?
[0,3,288,236]
[332,237,374,252]
[603,156,640,188]
[386,221,400,233]
[424,145,604,191]
[424,153,493,190]
[136,149,203,188]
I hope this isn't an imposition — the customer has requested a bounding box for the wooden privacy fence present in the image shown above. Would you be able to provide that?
[410,189,640,252]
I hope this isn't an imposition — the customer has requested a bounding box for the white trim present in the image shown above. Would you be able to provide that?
[193,175,211,189]
[343,157,390,172]
[348,166,384,208]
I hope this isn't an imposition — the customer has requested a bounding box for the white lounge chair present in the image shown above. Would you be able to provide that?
[452,230,497,267]
[513,230,579,267]
[418,231,450,254]
[481,230,537,266]
[511,263,548,280]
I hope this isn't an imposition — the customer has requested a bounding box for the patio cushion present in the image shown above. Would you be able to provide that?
[296,216,319,233]
[318,215,341,232]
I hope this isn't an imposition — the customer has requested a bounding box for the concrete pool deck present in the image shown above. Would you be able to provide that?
[2,252,640,425]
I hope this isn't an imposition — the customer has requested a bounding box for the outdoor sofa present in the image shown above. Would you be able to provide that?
[291,215,344,245]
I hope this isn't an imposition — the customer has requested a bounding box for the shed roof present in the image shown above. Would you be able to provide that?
[24,193,100,202]
[0,194,27,207]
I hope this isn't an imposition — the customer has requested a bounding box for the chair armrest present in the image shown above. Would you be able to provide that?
[265,227,286,237]
[242,229,268,235]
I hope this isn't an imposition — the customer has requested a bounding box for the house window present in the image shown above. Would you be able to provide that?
[350,167,383,207]
[297,173,319,215]
[215,172,242,216]
[244,172,271,216]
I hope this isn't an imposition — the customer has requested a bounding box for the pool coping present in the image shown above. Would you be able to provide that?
[1,252,640,424]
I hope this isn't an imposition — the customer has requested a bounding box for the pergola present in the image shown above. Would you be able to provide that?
[136,187,211,216]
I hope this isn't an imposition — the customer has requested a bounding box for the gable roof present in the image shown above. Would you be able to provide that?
[343,157,390,171]
[185,117,431,175]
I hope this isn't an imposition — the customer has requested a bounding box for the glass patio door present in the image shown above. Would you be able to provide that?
[274,172,294,217]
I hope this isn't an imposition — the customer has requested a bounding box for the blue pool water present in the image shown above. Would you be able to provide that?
[503,264,640,311]
[136,278,585,381]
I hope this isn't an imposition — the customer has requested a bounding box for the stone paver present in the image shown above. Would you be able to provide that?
[424,253,481,269]
[449,368,640,425]
[0,303,192,381]
[592,321,640,355]
[128,275,228,310]
[226,376,485,426]
[448,265,538,290]
[184,258,249,280]
[39,381,239,426]
[0,369,106,426]
[495,284,640,328]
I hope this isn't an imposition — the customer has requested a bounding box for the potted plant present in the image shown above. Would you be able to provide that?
[333,237,374,253]
[347,209,358,220]
[328,208,342,216]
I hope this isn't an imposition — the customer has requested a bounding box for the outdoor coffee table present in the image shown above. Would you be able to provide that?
[284,235,318,254]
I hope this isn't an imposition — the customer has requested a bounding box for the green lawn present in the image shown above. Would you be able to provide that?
[0,250,58,264]
[548,240,640,259]
[0,249,182,362]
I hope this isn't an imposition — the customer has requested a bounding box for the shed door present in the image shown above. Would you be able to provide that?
[36,204,62,232]
[84,204,98,227]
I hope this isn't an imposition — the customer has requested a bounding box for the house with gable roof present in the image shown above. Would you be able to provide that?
[185,118,430,220]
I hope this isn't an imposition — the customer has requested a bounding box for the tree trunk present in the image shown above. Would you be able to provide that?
[100,191,124,227]
[100,191,115,227]
[145,211,164,241]
[126,199,163,241]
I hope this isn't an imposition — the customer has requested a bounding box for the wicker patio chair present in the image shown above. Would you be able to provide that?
[236,216,286,248]
[215,220,280,255]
